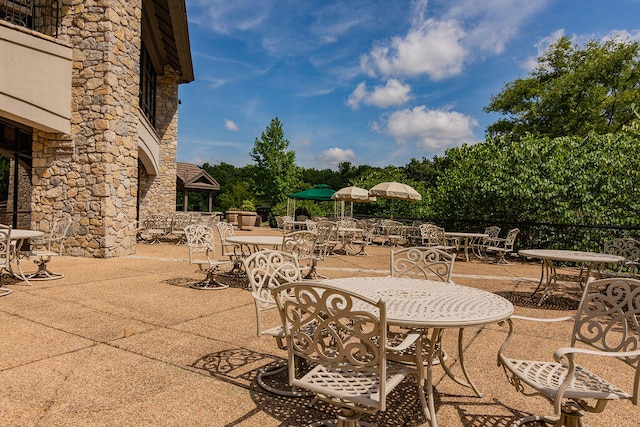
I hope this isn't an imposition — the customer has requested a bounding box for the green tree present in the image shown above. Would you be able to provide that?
[485,35,640,140]
[200,162,254,211]
[250,117,301,206]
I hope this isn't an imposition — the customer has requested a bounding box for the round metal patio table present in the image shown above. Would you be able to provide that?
[9,229,45,286]
[225,235,283,252]
[322,276,513,427]
[444,232,488,262]
[519,249,625,305]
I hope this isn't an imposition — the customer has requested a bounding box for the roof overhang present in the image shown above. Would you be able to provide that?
[176,162,220,191]
[143,0,194,84]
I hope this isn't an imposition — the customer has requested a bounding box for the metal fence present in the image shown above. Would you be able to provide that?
[433,219,640,254]
[366,215,640,254]
[1,0,59,38]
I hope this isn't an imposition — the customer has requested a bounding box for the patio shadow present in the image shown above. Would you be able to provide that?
[191,347,431,426]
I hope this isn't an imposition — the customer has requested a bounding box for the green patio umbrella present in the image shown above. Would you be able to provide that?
[286,184,336,217]
[287,184,336,201]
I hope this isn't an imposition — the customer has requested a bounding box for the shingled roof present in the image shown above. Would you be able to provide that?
[176,162,220,191]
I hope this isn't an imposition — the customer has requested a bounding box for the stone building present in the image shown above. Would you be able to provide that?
[0,0,194,257]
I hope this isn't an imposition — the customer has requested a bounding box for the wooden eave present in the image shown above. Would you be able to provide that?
[143,0,194,83]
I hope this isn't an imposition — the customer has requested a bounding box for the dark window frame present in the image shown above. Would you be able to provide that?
[139,43,157,127]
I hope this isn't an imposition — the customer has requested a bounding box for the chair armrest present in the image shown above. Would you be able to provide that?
[498,316,574,366]
[386,330,421,352]
[554,346,640,362]
[511,314,575,323]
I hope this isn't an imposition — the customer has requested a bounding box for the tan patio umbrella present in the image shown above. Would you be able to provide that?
[331,186,376,218]
[369,182,422,201]
[369,181,422,218]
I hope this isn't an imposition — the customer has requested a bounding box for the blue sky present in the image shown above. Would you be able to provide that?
[177,0,640,169]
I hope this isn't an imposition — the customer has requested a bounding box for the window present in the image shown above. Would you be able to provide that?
[139,43,156,127]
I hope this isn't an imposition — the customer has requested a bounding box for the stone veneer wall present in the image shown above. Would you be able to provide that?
[7,160,32,229]
[137,65,179,220]
[29,0,143,257]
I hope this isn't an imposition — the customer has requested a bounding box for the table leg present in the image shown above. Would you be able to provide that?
[439,328,482,397]
[530,260,547,296]
[462,237,470,262]
[537,259,571,305]
[421,329,440,427]
[9,238,32,286]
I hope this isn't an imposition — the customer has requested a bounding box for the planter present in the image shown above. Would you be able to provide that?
[238,211,258,230]
[225,210,241,226]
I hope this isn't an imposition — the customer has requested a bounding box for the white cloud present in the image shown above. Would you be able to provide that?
[192,0,273,35]
[443,0,549,55]
[603,29,640,42]
[360,0,548,80]
[347,79,412,109]
[361,19,467,80]
[317,148,356,167]
[378,106,479,150]
[224,119,239,131]
[346,82,367,109]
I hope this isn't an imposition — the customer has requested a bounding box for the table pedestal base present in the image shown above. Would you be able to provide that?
[189,267,230,290]
[26,255,64,281]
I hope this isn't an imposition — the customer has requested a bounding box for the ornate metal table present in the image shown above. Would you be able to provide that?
[444,231,489,262]
[225,235,283,253]
[519,249,625,304]
[323,276,513,427]
[224,235,284,276]
[10,229,45,286]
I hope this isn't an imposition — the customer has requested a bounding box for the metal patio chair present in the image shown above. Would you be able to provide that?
[499,277,640,426]
[241,250,312,397]
[282,230,319,279]
[26,216,72,280]
[272,281,416,427]
[184,224,231,289]
[484,227,520,264]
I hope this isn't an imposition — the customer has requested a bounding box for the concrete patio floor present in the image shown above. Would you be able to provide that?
[1,226,638,426]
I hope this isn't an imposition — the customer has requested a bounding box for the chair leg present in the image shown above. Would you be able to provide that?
[491,250,513,265]
[304,258,327,280]
[309,409,376,427]
[26,256,64,280]
[256,361,315,398]
[512,411,583,427]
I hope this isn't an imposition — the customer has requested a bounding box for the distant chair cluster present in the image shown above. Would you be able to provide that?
[275,216,521,263]
[137,212,221,244]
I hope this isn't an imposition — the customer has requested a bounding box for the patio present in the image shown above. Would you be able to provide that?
[0,226,637,426]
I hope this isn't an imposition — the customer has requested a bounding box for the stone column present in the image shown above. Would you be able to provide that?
[137,65,179,220]
[30,0,142,257]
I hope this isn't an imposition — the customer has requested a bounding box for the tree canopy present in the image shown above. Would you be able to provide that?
[430,125,640,226]
[484,35,640,140]
[250,117,301,206]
